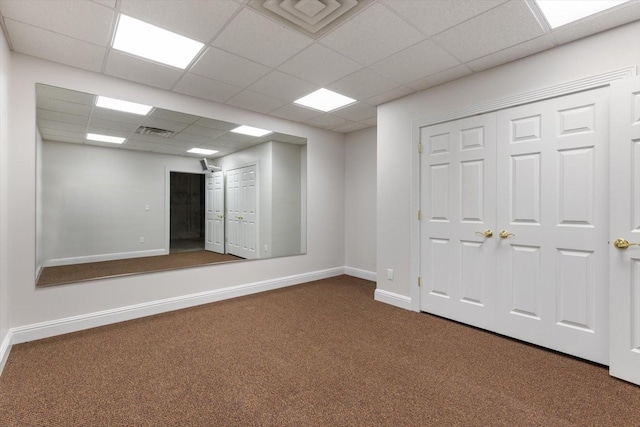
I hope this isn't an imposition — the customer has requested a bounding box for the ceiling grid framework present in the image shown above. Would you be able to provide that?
[0,0,639,135]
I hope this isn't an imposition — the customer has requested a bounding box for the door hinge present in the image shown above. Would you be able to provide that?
[418,142,423,153]
[418,210,422,220]
[418,276,421,287]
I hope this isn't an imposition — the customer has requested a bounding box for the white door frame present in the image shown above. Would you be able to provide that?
[410,66,636,312]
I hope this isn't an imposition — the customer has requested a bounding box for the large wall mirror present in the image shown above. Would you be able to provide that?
[35,84,307,287]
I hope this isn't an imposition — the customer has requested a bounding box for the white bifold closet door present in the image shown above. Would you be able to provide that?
[226,164,258,260]
[420,113,497,331]
[420,87,610,365]
[204,171,225,254]
[609,76,640,385]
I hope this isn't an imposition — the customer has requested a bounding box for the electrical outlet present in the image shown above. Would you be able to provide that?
[387,269,394,280]
[139,237,144,244]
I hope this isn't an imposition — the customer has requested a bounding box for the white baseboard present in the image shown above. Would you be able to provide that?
[374,288,412,311]
[43,249,167,267]
[10,267,345,345]
[344,266,376,281]
[0,330,12,376]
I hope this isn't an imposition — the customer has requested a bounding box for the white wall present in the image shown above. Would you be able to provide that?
[272,141,302,257]
[377,21,640,302]
[41,141,203,265]
[345,127,377,276]
[7,53,345,330]
[0,20,11,351]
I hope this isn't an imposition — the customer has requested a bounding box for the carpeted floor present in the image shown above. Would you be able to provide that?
[37,250,242,287]
[1,275,639,426]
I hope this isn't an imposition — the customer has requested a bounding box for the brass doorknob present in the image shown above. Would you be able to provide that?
[499,230,515,239]
[613,238,640,249]
[475,229,493,238]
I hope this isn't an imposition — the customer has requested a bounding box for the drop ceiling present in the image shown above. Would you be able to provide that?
[2,0,640,134]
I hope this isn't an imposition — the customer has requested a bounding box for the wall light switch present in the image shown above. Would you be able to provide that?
[387,269,394,280]
[139,237,144,243]
[145,205,149,211]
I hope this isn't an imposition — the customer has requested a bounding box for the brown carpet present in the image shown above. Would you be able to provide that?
[37,251,242,287]
[1,275,638,426]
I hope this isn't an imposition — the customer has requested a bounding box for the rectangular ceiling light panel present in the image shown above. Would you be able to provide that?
[113,14,204,69]
[294,88,356,112]
[87,133,126,144]
[231,125,273,137]
[96,96,153,115]
[535,0,631,28]
[188,148,218,155]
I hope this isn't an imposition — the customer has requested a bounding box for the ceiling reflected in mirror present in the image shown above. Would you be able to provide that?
[35,84,306,159]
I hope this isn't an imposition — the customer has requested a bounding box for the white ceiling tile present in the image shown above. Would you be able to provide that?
[88,117,139,133]
[225,90,288,114]
[407,65,472,92]
[174,73,242,104]
[320,3,424,66]
[38,119,87,134]
[104,50,184,89]
[247,70,318,102]
[180,125,227,139]
[193,118,238,131]
[383,0,507,36]
[551,3,640,45]
[91,108,147,125]
[5,19,105,72]
[466,35,556,72]
[119,0,240,43]
[303,114,347,128]
[42,134,84,144]
[212,8,313,67]
[331,102,377,122]
[0,0,115,45]
[432,0,545,62]
[361,116,377,127]
[37,99,92,117]
[269,104,323,122]
[278,43,363,86]
[190,47,271,88]
[36,85,95,105]
[141,117,191,133]
[364,86,415,106]
[36,109,90,126]
[371,39,461,84]
[333,121,371,133]
[327,68,400,100]
[90,0,116,7]
[150,108,200,125]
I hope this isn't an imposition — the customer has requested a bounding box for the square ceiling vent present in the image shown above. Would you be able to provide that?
[248,0,372,38]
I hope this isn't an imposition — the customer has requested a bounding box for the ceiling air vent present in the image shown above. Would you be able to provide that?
[135,126,175,138]
[248,0,372,39]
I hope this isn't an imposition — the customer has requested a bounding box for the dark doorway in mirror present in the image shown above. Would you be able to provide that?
[170,172,205,254]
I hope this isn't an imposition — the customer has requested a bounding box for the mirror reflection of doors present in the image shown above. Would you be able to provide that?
[169,172,205,253]
[205,171,225,255]
[226,164,258,260]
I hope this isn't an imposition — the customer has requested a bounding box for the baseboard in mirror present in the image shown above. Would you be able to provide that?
[43,249,167,267]
[344,266,376,282]
[0,330,12,376]
[11,267,345,345]
[374,289,412,311]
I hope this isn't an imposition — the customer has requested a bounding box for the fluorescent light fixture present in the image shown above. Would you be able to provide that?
[231,125,273,137]
[86,133,126,144]
[535,0,631,28]
[112,14,204,69]
[96,96,153,115]
[188,148,218,155]
[294,88,356,112]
